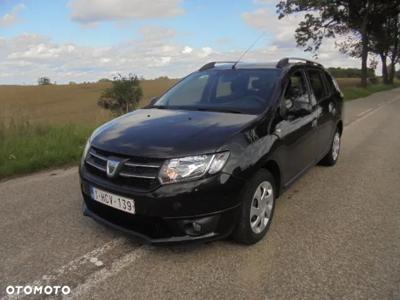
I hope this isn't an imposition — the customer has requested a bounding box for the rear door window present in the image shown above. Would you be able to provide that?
[324,72,341,95]
[307,70,328,102]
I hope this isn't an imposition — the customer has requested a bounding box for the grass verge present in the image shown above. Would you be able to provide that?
[0,121,95,180]
[342,83,400,101]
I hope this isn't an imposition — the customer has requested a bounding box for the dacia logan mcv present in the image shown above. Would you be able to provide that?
[80,57,344,245]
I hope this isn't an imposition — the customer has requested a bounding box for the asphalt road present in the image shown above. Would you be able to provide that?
[1,88,400,300]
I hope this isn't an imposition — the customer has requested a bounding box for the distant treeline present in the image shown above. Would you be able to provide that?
[96,76,173,84]
[327,67,375,78]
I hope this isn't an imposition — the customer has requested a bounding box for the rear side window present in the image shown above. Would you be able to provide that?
[324,72,341,95]
[307,70,328,101]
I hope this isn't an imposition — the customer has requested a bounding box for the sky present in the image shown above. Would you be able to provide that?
[0,0,360,84]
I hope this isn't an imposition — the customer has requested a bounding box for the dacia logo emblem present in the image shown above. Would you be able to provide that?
[106,159,121,178]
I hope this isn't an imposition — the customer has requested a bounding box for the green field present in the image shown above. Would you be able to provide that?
[0,77,398,179]
[341,83,400,100]
[0,122,94,179]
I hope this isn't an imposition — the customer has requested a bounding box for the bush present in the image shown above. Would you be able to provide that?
[98,74,143,115]
[38,77,51,85]
[368,77,379,84]
[98,78,112,83]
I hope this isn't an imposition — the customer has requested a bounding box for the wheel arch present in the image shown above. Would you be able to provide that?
[262,160,282,198]
[337,120,343,135]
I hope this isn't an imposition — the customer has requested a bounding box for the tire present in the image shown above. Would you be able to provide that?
[232,169,276,245]
[319,129,341,166]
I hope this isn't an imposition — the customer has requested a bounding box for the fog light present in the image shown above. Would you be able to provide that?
[192,222,201,233]
[181,215,219,236]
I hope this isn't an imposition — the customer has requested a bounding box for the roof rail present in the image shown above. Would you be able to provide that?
[276,57,322,68]
[199,61,237,71]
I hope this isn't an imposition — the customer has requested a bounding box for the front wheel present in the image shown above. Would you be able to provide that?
[232,169,276,245]
[320,129,341,166]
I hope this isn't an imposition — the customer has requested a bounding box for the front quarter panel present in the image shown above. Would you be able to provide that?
[218,113,279,181]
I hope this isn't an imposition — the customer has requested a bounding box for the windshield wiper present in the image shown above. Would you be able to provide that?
[194,107,244,114]
[150,105,245,114]
[150,105,169,109]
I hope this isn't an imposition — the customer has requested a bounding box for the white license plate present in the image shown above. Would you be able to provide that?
[90,187,136,215]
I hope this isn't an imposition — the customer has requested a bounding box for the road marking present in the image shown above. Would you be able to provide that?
[357,108,373,117]
[346,96,400,128]
[65,246,148,300]
[89,257,104,267]
[347,106,384,128]
[5,238,126,300]
[387,97,400,105]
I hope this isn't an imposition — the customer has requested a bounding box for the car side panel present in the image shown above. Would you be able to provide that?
[272,113,318,184]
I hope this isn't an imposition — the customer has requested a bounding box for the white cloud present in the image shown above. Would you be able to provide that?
[254,0,276,4]
[0,4,26,28]
[0,29,258,84]
[68,0,184,24]
[200,47,214,58]
[0,29,362,85]
[0,29,197,83]
[182,46,193,54]
[242,8,303,48]
[138,25,176,43]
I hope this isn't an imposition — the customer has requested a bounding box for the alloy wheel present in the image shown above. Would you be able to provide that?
[332,132,341,161]
[250,181,274,234]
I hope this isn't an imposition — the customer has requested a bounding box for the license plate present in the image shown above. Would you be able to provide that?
[90,187,135,215]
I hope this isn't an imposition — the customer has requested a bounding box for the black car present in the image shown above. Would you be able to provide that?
[80,57,343,245]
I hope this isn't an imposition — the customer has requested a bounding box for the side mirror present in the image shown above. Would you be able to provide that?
[285,99,293,110]
[280,97,312,119]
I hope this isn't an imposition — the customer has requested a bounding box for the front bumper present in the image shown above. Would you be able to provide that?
[82,201,238,244]
[80,166,244,244]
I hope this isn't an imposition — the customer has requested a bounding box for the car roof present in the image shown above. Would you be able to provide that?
[210,62,279,70]
[198,58,324,72]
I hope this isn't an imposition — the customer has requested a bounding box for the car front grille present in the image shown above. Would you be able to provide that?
[85,147,163,191]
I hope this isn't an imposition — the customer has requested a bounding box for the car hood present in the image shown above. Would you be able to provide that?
[91,108,258,158]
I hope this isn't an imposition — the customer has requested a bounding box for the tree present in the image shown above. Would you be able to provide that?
[97,74,143,115]
[337,6,400,84]
[386,14,400,84]
[38,77,51,85]
[97,78,112,83]
[276,0,400,87]
[371,14,400,84]
[327,67,375,78]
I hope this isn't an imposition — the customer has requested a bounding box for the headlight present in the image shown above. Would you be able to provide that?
[80,122,108,168]
[159,152,230,184]
[80,138,91,167]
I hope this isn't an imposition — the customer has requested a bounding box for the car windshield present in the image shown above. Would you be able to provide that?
[153,68,281,114]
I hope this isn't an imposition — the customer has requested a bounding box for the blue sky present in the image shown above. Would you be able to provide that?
[0,0,357,84]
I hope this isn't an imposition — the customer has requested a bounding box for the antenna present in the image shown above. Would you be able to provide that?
[232,31,265,69]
